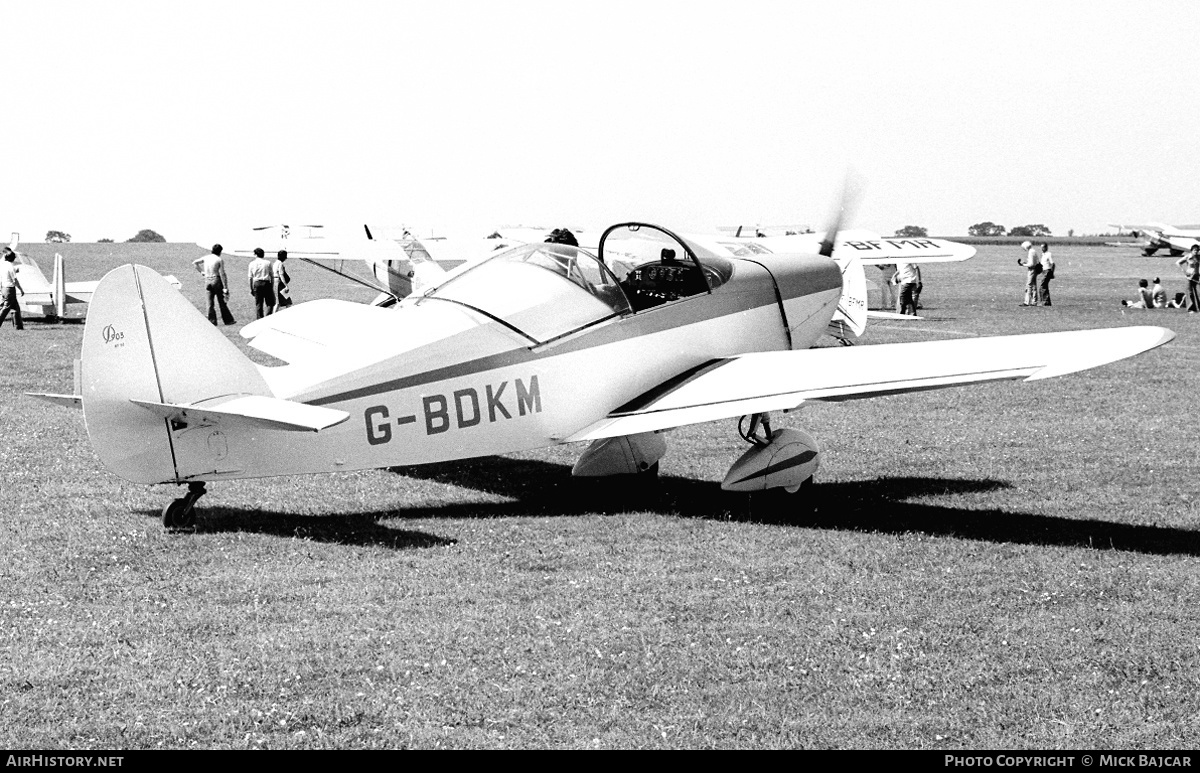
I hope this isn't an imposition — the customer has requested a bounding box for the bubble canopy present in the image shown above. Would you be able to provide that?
[414,224,735,344]
[416,242,632,344]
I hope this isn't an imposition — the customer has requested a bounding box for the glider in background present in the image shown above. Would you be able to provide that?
[35,219,1172,529]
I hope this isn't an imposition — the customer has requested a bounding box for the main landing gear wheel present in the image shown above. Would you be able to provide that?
[162,482,207,529]
[783,475,814,495]
[750,475,817,518]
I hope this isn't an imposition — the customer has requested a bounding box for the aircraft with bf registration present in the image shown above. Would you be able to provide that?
[35,217,1174,528]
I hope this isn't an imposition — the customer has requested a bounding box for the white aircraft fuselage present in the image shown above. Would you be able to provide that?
[83,227,840,485]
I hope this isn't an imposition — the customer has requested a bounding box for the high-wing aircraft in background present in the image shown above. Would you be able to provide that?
[35,219,1173,529]
[213,223,529,305]
[1110,223,1200,256]
[216,223,971,340]
[6,233,179,320]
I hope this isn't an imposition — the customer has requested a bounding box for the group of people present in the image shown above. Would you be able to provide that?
[1017,241,1055,306]
[1122,244,1200,312]
[877,263,923,315]
[191,244,293,326]
[1120,278,1178,309]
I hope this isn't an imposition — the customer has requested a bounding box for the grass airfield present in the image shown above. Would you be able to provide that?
[1,241,1197,749]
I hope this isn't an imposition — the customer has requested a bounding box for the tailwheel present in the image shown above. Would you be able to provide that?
[162,482,207,530]
[162,498,195,529]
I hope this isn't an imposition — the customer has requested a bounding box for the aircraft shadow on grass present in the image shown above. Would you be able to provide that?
[139,456,1200,557]
[389,456,1200,558]
[134,507,456,550]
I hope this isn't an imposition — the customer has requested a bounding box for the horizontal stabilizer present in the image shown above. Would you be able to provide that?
[131,394,349,432]
[566,326,1175,441]
[868,310,923,320]
[26,392,83,409]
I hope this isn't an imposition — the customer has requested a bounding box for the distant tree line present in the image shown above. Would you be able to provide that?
[968,221,1052,237]
[43,229,166,243]
[890,223,1055,238]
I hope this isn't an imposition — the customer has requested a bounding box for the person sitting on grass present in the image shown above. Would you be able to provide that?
[1151,277,1167,308]
[1120,279,1154,309]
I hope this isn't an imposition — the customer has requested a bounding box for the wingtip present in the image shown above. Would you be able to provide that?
[1025,325,1178,382]
[1153,327,1177,348]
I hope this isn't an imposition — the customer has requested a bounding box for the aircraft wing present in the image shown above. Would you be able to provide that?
[867,310,922,320]
[831,235,976,265]
[1110,223,1172,237]
[564,326,1174,442]
[61,280,98,303]
[220,244,344,261]
[706,230,976,265]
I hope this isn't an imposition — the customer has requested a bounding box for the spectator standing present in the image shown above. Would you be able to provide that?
[248,247,275,319]
[876,264,897,310]
[192,244,236,326]
[0,248,25,330]
[272,250,293,312]
[1038,242,1054,306]
[894,262,921,315]
[1018,241,1043,306]
[1177,245,1200,313]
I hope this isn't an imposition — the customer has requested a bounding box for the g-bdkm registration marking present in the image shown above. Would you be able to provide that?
[364,375,542,445]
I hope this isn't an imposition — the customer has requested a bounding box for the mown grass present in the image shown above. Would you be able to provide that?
[1,242,1198,749]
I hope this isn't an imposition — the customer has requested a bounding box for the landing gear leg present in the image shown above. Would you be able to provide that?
[162,482,206,529]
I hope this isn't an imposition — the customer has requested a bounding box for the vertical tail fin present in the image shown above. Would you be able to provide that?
[828,251,868,341]
[82,264,273,483]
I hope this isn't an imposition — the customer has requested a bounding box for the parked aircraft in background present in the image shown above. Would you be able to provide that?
[213,224,528,304]
[1110,223,1200,256]
[37,218,1171,529]
[7,233,179,320]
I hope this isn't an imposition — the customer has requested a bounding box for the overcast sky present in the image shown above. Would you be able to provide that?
[4,0,1198,243]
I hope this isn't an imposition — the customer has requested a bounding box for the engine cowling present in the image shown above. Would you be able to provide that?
[721,427,820,492]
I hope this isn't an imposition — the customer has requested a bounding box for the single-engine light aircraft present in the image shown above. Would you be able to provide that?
[1110,222,1200,257]
[7,233,180,320]
[37,222,1173,528]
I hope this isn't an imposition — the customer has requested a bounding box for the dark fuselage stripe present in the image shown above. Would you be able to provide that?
[304,285,785,407]
[307,349,538,406]
[611,359,731,414]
